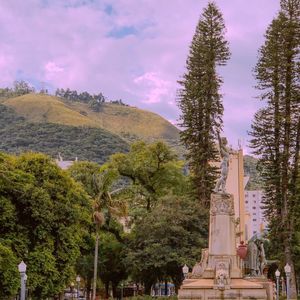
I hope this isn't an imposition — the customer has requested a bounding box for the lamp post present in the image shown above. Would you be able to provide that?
[182,264,189,279]
[76,275,81,299]
[70,282,75,300]
[121,282,124,300]
[133,283,137,296]
[18,261,27,300]
[284,263,291,300]
[275,269,280,300]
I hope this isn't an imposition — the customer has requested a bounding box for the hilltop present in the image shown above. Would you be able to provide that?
[2,93,179,140]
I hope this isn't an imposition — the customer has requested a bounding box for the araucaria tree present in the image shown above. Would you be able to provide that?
[177,2,230,207]
[250,0,299,297]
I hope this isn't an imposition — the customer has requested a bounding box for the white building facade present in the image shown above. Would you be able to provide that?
[244,190,268,240]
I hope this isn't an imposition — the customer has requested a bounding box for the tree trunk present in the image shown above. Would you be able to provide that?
[282,33,297,298]
[112,282,118,299]
[164,279,168,296]
[284,239,298,299]
[144,280,153,295]
[105,281,110,299]
[92,232,99,300]
[86,279,92,300]
[59,292,64,300]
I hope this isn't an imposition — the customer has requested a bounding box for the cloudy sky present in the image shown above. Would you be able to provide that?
[0,0,280,150]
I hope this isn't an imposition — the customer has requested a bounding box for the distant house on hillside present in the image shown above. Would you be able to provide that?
[55,153,77,170]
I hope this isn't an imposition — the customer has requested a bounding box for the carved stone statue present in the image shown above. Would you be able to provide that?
[215,261,230,290]
[245,233,267,276]
[192,248,209,278]
[214,133,231,194]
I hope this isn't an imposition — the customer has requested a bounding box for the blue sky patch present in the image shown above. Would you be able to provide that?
[107,26,138,39]
[104,4,114,15]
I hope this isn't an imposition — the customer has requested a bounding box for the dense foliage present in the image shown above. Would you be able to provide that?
[126,195,208,295]
[250,0,300,297]
[0,138,209,299]
[68,142,209,298]
[0,243,19,299]
[0,104,129,164]
[177,2,230,207]
[0,152,92,299]
[110,141,187,212]
[68,161,128,299]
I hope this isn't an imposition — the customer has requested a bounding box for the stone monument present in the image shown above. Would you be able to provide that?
[178,134,273,300]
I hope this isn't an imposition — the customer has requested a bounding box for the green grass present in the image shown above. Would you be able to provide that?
[2,94,179,140]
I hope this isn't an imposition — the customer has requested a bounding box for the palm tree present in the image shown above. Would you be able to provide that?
[91,166,127,300]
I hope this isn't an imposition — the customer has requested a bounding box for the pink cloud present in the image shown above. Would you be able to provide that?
[133,72,171,104]
[0,0,280,150]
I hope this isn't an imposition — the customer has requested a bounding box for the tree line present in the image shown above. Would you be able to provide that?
[55,88,128,112]
[0,81,128,113]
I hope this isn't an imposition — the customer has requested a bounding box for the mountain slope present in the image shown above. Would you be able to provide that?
[2,94,179,140]
[3,94,99,127]
[0,104,128,163]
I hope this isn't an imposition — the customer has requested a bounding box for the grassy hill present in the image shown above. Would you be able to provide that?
[2,93,179,140]
[0,104,128,164]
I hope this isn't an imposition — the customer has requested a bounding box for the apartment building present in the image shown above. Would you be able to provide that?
[244,190,268,240]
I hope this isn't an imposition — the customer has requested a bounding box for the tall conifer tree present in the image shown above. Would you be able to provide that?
[177,2,230,207]
[250,0,299,296]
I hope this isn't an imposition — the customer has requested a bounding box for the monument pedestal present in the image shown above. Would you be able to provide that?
[178,193,270,300]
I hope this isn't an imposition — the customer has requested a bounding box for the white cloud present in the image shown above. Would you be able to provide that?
[44,61,64,80]
[133,72,171,104]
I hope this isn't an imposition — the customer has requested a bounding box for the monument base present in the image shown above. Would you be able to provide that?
[179,278,268,300]
[178,193,271,300]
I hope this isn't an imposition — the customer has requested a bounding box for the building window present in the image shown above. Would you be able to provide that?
[245,201,248,203]
[253,219,257,221]
[253,194,256,197]
[253,231,257,234]
[253,213,256,215]
[252,207,256,209]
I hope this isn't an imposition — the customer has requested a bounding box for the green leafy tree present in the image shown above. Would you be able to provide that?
[110,141,186,212]
[125,195,208,295]
[13,80,35,95]
[177,2,230,207]
[98,231,127,298]
[0,152,92,299]
[68,161,127,299]
[0,243,19,300]
[250,0,300,297]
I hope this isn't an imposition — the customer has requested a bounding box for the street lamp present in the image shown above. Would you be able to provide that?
[18,261,27,300]
[70,282,75,300]
[275,269,280,300]
[76,275,81,299]
[182,264,189,279]
[121,282,124,300]
[284,263,291,300]
[133,283,137,296]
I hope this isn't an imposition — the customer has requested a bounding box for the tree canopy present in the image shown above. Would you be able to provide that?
[0,152,92,299]
[177,2,230,207]
[125,195,208,294]
[250,0,300,296]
